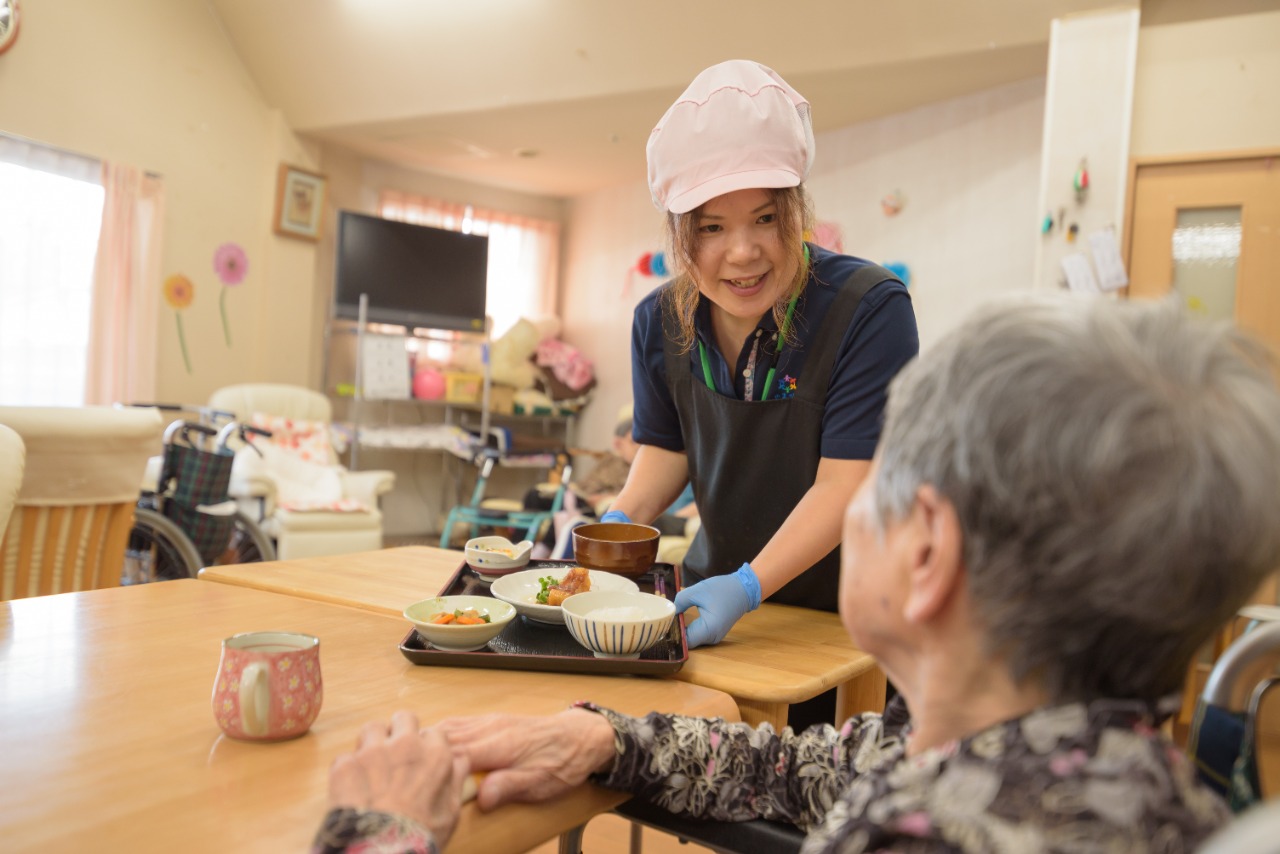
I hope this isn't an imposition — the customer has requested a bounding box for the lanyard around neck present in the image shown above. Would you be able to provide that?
[698,291,798,400]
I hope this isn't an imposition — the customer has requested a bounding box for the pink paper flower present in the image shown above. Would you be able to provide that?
[213,243,248,285]
[213,242,249,347]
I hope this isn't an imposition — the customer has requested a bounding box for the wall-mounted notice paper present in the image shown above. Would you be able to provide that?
[1088,227,1130,291]
[361,335,411,400]
[1061,252,1100,293]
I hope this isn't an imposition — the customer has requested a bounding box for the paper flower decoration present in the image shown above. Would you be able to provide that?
[213,243,248,347]
[880,191,905,217]
[884,261,911,288]
[213,243,248,285]
[809,221,845,253]
[164,274,195,374]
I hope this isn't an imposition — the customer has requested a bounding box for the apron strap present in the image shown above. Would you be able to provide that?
[793,264,900,406]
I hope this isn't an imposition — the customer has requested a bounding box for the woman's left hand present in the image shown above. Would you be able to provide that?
[434,709,617,811]
[328,711,470,845]
[673,563,762,647]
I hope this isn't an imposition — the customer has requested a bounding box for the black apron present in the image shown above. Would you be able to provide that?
[664,265,897,612]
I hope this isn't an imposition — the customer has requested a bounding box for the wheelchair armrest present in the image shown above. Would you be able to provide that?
[340,469,396,507]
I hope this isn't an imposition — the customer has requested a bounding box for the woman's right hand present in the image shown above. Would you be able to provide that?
[434,709,617,811]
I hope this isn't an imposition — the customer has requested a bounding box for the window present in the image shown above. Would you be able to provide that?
[379,190,561,340]
[0,138,104,405]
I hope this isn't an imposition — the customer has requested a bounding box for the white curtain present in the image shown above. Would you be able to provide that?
[0,135,103,406]
[379,190,560,338]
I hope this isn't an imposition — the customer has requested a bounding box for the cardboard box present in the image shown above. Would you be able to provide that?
[488,383,516,415]
[443,372,484,404]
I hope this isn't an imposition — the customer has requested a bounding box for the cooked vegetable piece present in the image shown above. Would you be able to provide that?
[542,567,592,607]
[427,607,491,625]
[535,575,559,604]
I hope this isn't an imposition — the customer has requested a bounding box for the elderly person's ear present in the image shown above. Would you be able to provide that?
[902,485,965,625]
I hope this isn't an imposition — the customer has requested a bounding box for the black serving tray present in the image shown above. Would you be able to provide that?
[399,559,687,675]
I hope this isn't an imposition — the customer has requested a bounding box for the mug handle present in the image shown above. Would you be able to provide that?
[239,662,270,737]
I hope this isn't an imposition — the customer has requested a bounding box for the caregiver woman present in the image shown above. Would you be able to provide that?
[603,59,919,651]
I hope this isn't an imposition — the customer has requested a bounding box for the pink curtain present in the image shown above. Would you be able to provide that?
[84,163,164,405]
[379,190,560,337]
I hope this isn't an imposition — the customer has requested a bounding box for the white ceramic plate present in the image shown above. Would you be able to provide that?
[489,568,639,625]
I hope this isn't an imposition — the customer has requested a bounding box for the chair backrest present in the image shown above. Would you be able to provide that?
[0,406,163,601]
[208,383,333,423]
[0,424,25,540]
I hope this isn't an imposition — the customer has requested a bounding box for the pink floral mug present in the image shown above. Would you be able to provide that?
[212,631,322,741]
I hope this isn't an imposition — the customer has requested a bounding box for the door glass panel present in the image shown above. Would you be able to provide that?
[1170,207,1241,321]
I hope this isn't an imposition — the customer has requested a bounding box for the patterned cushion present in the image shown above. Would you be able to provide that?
[250,413,335,465]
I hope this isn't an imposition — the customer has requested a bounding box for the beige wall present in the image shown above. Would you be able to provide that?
[1132,4,1280,157]
[0,0,322,404]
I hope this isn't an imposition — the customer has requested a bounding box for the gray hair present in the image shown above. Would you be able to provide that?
[875,294,1280,702]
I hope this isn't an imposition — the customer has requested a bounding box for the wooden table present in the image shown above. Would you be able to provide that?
[199,546,885,730]
[0,580,739,852]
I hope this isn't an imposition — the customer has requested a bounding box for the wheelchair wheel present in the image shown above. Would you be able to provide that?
[126,506,203,582]
[219,511,276,564]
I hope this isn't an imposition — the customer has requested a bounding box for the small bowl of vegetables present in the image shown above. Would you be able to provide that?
[403,595,516,652]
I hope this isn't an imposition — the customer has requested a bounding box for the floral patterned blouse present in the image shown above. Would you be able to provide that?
[311,698,1229,853]
[587,698,1230,853]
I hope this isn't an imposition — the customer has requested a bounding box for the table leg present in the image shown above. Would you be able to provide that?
[736,698,788,731]
[835,665,887,724]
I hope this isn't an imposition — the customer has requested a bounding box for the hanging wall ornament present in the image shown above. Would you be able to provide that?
[809,220,845,253]
[1073,159,1090,202]
[884,261,911,288]
[624,251,668,297]
[880,190,905,217]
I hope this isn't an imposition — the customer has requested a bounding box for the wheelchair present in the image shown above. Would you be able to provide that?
[123,405,276,583]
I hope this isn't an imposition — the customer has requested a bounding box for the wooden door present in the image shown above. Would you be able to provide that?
[1126,151,1280,763]
[1126,151,1280,353]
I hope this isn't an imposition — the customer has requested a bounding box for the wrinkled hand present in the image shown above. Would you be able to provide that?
[434,709,617,811]
[328,711,469,847]
[673,563,762,648]
[600,509,631,524]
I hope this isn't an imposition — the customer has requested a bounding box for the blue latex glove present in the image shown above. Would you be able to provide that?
[600,509,631,524]
[673,563,762,648]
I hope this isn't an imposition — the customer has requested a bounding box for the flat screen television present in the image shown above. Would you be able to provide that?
[334,210,489,332]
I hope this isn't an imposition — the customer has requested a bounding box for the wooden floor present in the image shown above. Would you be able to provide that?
[527,813,716,854]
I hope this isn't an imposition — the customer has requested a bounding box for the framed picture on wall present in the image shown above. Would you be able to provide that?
[273,163,327,241]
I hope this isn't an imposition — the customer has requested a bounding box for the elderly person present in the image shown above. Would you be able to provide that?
[314,295,1280,853]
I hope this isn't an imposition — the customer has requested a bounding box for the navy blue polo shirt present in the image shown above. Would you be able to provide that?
[630,244,919,460]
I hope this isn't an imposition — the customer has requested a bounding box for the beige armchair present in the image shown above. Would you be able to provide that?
[207,384,395,560]
[0,425,24,545]
[0,406,163,600]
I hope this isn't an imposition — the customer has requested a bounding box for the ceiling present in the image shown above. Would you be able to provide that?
[210,0,1116,199]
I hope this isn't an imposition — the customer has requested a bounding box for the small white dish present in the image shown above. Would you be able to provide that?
[561,591,676,659]
[465,536,534,580]
[403,595,516,652]
[489,568,639,625]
